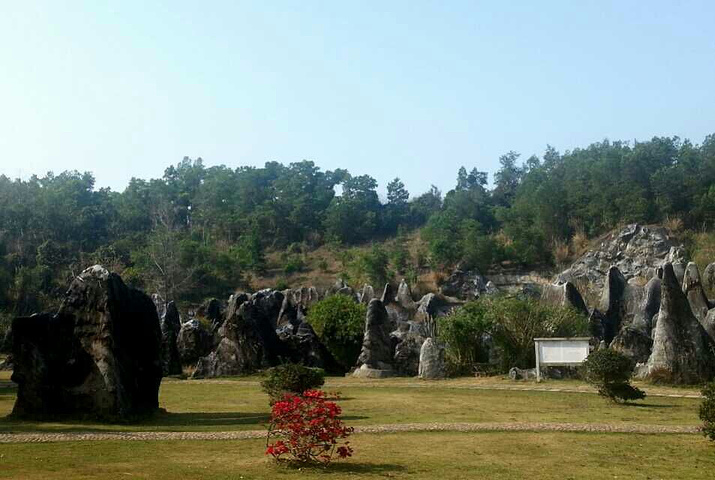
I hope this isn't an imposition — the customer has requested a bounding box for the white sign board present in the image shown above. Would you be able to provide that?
[534,337,591,381]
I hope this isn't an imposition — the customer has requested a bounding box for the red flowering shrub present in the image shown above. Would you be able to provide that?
[265,390,354,464]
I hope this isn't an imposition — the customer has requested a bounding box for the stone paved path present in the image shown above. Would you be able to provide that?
[0,422,700,444]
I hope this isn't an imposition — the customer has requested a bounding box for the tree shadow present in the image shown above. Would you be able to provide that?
[279,461,407,475]
[621,403,675,409]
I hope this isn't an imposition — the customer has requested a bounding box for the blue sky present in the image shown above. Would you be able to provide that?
[1,1,713,197]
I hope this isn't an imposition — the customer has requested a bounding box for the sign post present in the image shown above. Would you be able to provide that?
[534,337,591,382]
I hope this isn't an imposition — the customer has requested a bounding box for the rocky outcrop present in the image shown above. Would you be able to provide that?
[704,263,715,297]
[381,283,409,328]
[633,277,661,333]
[396,279,416,310]
[439,266,488,300]
[393,333,424,376]
[177,319,214,365]
[358,284,375,304]
[276,286,320,329]
[355,299,394,370]
[414,293,462,323]
[418,337,446,379]
[11,265,162,419]
[682,262,712,323]
[196,298,225,328]
[643,263,715,383]
[611,326,653,364]
[193,290,287,378]
[327,279,356,300]
[159,301,182,376]
[277,321,343,374]
[540,282,588,316]
[557,224,685,294]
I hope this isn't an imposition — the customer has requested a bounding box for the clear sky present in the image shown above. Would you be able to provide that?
[1,1,713,197]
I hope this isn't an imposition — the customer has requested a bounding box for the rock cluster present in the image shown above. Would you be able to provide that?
[11,266,162,419]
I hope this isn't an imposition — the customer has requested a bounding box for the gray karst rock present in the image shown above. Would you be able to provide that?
[484,281,500,295]
[599,266,628,344]
[396,279,416,310]
[327,279,356,300]
[414,293,462,323]
[418,337,446,379]
[358,284,375,304]
[159,301,183,376]
[355,299,394,371]
[196,298,225,328]
[632,277,661,333]
[176,319,214,365]
[508,367,537,380]
[381,283,409,328]
[643,263,715,383]
[588,309,606,341]
[704,310,715,344]
[193,290,288,378]
[10,265,162,419]
[393,333,424,376]
[540,282,589,316]
[703,263,715,297]
[610,326,653,364]
[556,224,685,296]
[439,266,488,300]
[277,321,344,374]
[682,262,712,324]
[277,286,321,329]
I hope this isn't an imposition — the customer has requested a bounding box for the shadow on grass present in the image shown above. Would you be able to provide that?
[278,461,407,475]
[621,403,675,409]
[0,411,369,434]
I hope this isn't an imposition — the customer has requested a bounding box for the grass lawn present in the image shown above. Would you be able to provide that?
[2,431,714,479]
[0,371,705,433]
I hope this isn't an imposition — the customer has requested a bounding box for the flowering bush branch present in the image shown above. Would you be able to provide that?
[265,390,354,464]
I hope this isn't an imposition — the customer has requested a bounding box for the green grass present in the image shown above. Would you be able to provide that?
[1,431,714,479]
[0,373,704,433]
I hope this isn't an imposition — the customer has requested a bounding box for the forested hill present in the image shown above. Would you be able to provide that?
[1,134,714,319]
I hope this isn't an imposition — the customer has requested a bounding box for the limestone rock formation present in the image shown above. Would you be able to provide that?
[540,282,589,316]
[610,326,653,364]
[643,263,714,383]
[682,262,712,324]
[396,279,416,310]
[176,319,214,365]
[418,337,446,379]
[393,333,424,376]
[11,265,162,419]
[277,321,343,374]
[414,293,462,323]
[355,299,394,371]
[159,301,183,376]
[196,298,225,328]
[704,263,715,297]
[556,224,685,294]
[439,266,487,300]
[381,283,409,328]
[358,284,375,304]
[193,290,288,378]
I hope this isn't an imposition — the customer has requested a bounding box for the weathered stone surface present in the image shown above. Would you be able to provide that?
[633,277,661,333]
[439,266,488,300]
[396,279,416,310]
[352,364,395,378]
[11,265,162,419]
[327,279,356,300]
[393,333,424,376]
[358,284,375,305]
[556,224,685,295]
[381,283,409,328]
[611,326,653,364]
[508,367,537,380]
[643,263,715,383]
[159,301,182,376]
[196,298,225,328]
[277,321,344,374]
[414,293,462,323]
[704,263,715,297]
[541,282,588,316]
[176,319,213,365]
[193,290,287,378]
[356,299,394,370]
[276,286,321,329]
[418,337,446,379]
[599,267,628,344]
[682,262,712,323]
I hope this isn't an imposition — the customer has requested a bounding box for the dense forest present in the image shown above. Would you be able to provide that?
[1,134,714,322]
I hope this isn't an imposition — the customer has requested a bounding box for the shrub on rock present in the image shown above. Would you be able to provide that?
[261,364,325,403]
[307,295,366,369]
[582,348,645,403]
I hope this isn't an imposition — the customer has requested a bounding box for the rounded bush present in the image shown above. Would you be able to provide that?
[582,348,645,403]
[307,295,366,369]
[699,382,715,442]
[261,364,325,403]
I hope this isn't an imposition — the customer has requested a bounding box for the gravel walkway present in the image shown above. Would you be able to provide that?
[0,422,700,444]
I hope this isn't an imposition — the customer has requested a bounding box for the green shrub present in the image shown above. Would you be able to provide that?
[700,382,715,442]
[485,296,588,371]
[261,364,326,403]
[307,295,366,369]
[582,349,646,403]
[438,302,492,375]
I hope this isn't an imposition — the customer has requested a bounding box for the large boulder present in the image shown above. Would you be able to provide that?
[439,266,487,300]
[159,301,183,376]
[10,265,162,419]
[418,337,446,379]
[642,263,715,383]
[176,319,214,365]
[193,290,288,378]
[355,299,394,370]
